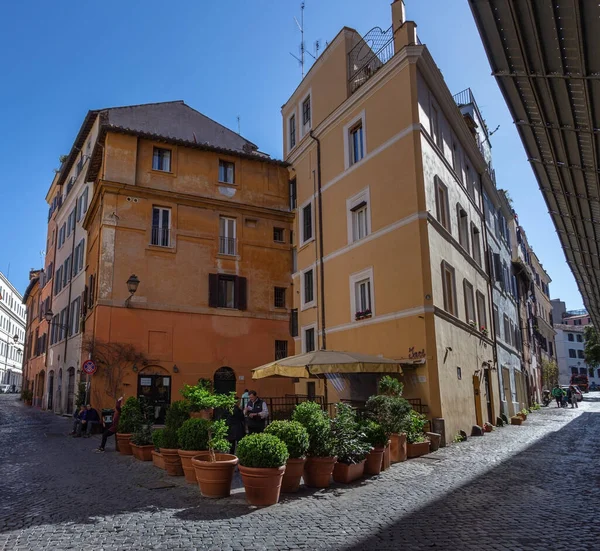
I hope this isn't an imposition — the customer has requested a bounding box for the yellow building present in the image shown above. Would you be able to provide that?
[283,1,501,438]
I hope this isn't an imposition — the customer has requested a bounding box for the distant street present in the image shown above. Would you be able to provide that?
[1,394,599,550]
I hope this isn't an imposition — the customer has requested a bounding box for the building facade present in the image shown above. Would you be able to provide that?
[0,271,26,390]
[73,101,295,418]
[22,270,44,403]
[282,1,502,439]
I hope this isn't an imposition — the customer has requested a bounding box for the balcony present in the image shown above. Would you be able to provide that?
[219,236,236,256]
[348,26,394,95]
[151,227,170,247]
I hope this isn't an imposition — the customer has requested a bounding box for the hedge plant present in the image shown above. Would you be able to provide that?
[362,420,389,448]
[405,410,428,444]
[264,420,309,459]
[378,375,404,397]
[160,427,180,449]
[181,379,237,413]
[292,401,335,457]
[132,396,155,445]
[118,397,143,434]
[152,428,164,450]
[236,433,289,468]
[177,418,211,451]
[331,403,372,465]
[365,394,412,435]
[165,400,190,431]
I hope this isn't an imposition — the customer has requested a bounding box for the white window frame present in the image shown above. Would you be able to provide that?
[343,110,367,169]
[441,261,457,317]
[152,147,172,172]
[301,266,316,311]
[299,198,315,246]
[463,280,475,324]
[218,160,235,184]
[301,322,318,353]
[299,88,312,139]
[471,223,482,266]
[434,176,451,232]
[219,216,237,256]
[151,206,171,247]
[457,204,469,253]
[346,187,371,244]
[288,113,297,153]
[430,101,442,148]
[349,267,375,322]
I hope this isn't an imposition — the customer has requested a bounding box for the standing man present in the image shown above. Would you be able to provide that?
[569,386,579,409]
[551,385,564,408]
[244,391,268,434]
[96,396,123,452]
[239,389,250,410]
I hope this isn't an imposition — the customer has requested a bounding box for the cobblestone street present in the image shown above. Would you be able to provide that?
[0,395,598,550]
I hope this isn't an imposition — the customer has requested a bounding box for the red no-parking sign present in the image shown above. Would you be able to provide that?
[82,360,97,375]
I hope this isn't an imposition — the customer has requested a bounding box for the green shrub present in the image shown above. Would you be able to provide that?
[237,433,289,468]
[264,421,309,459]
[365,394,412,435]
[177,418,211,451]
[292,401,335,457]
[131,425,153,445]
[208,419,231,457]
[20,388,33,402]
[405,410,428,444]
[118,397,143,434]
[181,380,237,413]
[378,375,404,397]
[362,421,389,448]
[164,400,190,432]
[152,428,164,450]
[160,427,180,449]
[331,403,372,465]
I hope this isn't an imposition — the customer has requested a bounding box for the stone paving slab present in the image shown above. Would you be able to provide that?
[0,394,599,550]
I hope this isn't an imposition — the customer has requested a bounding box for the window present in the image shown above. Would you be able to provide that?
[302,95,311,128]
[290,309,298,337]
[476,291,487,332]
[463,280,475,324]
[430,103,441,147]
[208,274,247,310]
[152,148,171,172]
[493,305,500,339]
[289,178,297,210]
[301,202,313,244]
[303,269,314,307]
[549,341,554,356]
[218,160,235,184]
[579,367,587,375]
[67,208,76,237]
[352,201,368,242]
[54,266,63,295]
[569,349,577,358]
[63,255,72,287]
[68,297,81,337]
[434,177,450,232]
[452,142,459,174]
[289,114,296,150]
[571,367,578,375]
[577,350,584,359]
[576,334,583,343]
[58,224,66,249]
[457,206,469,252]
[349,122,364,165]
[274,287,286,308]
[59,308,67,341]
[151,207,171,247]
[77,187,89,221]
[471,225,482,266]
[304,326,316,353]
[575,319,582,326]
[441,261,457,316]
[568,333,574,342]
[509,320,516,347]
[51,315,59,345]
[273,227,285,243]
[275,340,288,360]
[73,239,85,277]
[219,217,236,256]
[503,315,510,344]
[355,278,372,315]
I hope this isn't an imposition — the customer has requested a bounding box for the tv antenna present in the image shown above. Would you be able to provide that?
[290,2,321,79]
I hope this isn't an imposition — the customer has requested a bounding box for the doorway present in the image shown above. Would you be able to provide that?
[473,374,483,427]
[47,371,54,410]
[214,366,236,395]
[483,369,494,424]
[66,367,75,414]
[137,374,171,424]
[56,369,63,413]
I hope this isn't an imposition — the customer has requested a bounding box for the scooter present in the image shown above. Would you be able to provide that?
[542,390,552,407]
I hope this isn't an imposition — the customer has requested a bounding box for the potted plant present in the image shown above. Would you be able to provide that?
[191,419,239,498]
[405,410,430,458]
[237,433,289,506]
[265,420,310,493]
[151,429,165,469]
[363,421,388,476]
[177,418,211,483]
[365,392,411,463]
[481,326,489,337]
[181,379,237,420]
[331,403,372,484]
[130,397,155,461]
[159,401,190,476]
[21,388,33,406]
[510,416,523,426]
[116,397,142,455]
[517,409,528,421]
[292,401,336,488]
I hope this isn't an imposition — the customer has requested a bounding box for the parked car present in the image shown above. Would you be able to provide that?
[561,385,583,402]
[0,384,11,394]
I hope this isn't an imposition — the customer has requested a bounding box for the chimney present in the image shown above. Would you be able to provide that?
[391,0,418,53]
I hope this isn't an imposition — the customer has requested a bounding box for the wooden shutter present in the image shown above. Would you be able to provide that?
[235,276,247,310]
[290,309,299,337]
[208,274,219,308]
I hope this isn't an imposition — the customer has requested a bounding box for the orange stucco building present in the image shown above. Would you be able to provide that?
[75,102,294,417]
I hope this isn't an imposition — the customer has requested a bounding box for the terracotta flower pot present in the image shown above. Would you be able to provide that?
[333,460,366,484]
[389,432,407,463]
[130,443,154,461]
[178,450,206,483]
[517,413,527,421]
[510,416,523,426]
[406,441,431,458]
[190,409,213,420]
[116,433,133,455]
[160,448,184,476]
[281,457,306,493]
[152,450,165,469]
[303,456,337,488]
[239,464,286,506]
[381,441,391,471]
[365,447,385,476]
[191,453,238,498]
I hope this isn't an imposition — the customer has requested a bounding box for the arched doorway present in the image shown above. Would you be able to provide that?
[214,366,236,395]
[47,370,54,410]
[66,367,76,414]
[56,368,63,413]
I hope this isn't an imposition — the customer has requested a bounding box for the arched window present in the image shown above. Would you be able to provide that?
[214,366,236,395]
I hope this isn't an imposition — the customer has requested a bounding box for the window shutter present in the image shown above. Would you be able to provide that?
[493,253,502,282]
[236,276,247,310]
[208,274,218,308]
[82,289,88,317]
[290,309,299,337]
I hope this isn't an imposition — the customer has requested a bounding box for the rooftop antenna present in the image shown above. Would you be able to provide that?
[237,115,241,135]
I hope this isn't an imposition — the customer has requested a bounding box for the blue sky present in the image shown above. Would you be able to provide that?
[0,0,584,309]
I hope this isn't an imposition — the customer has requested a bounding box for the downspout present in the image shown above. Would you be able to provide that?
[309,131,326,350]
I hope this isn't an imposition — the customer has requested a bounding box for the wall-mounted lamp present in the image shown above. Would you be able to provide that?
[173,365,179,373]
[132,364,138,373]
[125,274,140,307]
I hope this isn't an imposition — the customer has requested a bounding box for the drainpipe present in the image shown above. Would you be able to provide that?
[309,131,326,350]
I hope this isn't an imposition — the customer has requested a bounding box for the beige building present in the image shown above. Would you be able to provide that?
[282,1,501,438]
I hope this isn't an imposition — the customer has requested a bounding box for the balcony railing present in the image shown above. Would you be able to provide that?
[219,236,236,256]
[348,25,394,94]
[151,226,170,247]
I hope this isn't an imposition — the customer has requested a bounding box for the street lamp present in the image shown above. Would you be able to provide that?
[44,309,69,330]
[12,334,18,344]
[125,274,140,307]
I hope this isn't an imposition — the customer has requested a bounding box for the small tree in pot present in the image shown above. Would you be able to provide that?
[264,421,309,493]
[177,418,211,483]
[405,410,430,458]
[331,403,372,483]
[292,401,336,488]
[159,401,190,476]
[237,433,289,506]
[362,421,389,475]
[117,397,143,455]
[181,379,237,419]
[131,397,155,461]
